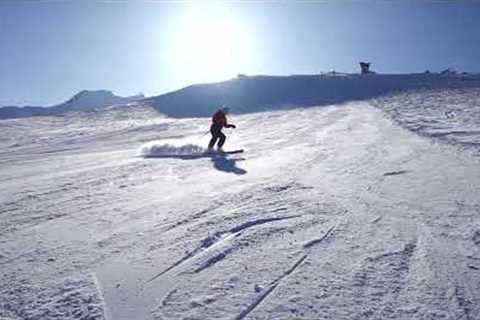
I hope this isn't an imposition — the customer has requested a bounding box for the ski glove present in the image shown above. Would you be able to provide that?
[228,124,236,129]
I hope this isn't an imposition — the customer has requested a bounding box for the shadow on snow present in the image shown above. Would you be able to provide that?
[143,153,247,175]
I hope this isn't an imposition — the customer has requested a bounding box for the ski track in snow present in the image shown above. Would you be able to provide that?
[2,92,480,319]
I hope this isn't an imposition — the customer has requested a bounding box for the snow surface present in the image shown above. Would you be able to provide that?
[2,83,480,319]
[373,88,480,155]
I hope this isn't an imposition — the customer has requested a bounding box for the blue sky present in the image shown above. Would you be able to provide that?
[1,1,479,106]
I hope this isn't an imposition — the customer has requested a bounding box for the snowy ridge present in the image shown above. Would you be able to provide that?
[145,72,480,118]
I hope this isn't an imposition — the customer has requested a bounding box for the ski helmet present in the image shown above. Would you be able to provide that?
[222,106,230,114]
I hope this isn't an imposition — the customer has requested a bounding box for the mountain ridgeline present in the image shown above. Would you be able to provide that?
[0,90,144,120]
[3,72,480,120]
[144,73,480,118]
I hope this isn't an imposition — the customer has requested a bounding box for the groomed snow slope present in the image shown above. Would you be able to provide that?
[1,90,480,319]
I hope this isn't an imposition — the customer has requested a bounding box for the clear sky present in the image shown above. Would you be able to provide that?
[1,0,479,106]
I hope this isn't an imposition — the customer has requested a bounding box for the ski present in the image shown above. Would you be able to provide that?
[207,149,244,155]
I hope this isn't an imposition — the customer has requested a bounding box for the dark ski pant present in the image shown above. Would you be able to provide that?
[208,124,226,149]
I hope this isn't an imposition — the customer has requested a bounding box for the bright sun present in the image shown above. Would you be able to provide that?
[168,3,255,84]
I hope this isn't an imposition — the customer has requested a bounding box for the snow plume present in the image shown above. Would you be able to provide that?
[140,139,206,157]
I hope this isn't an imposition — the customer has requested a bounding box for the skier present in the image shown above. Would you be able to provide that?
[208,106,236,152]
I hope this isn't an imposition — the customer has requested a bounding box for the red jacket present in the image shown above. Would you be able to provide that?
[212,110,228,127]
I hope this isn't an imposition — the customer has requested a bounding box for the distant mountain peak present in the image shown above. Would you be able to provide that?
[0,90,145,120]
[64,90,118,104]
[55,90,144,112]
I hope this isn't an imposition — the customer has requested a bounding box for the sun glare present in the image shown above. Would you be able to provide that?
[167,3,255,85]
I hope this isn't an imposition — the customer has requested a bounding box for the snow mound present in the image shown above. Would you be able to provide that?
[373,88,480,154]
[140,141,206,157]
